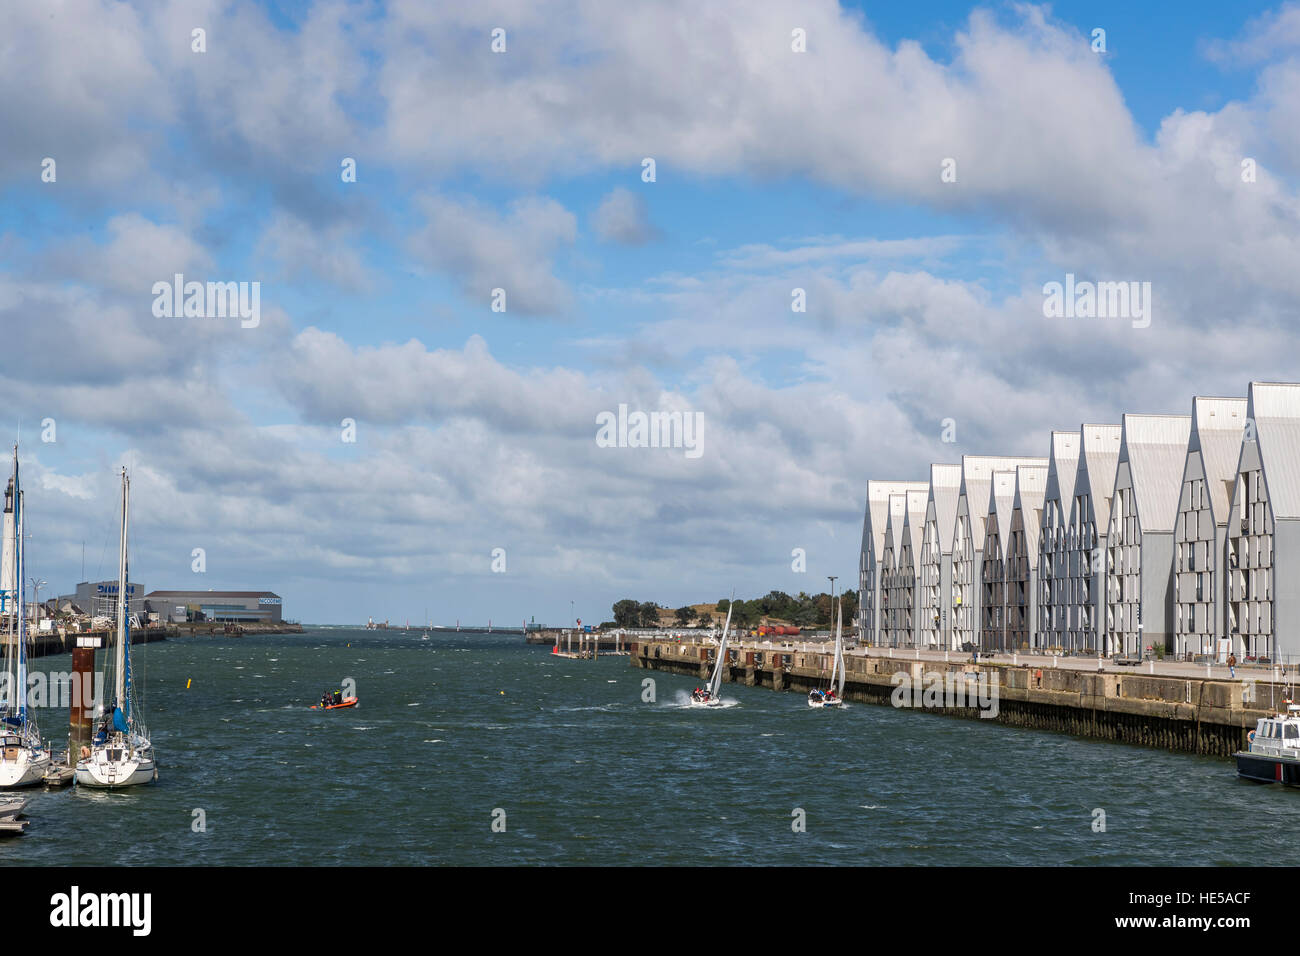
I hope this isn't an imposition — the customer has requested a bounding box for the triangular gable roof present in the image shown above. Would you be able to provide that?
[987,470,1017,547]
[1013,464,1050,556]
[863,480,930,562]
[1119,413,1192,533]
[1044,430,1080,519]
[883,493,909,561]
[959,455,1048,550]
[1245,382,1300,519]
[1074,424,1122,529]
[1185,396,1247,524]
[926,463,962,552]
[902,488,929,558]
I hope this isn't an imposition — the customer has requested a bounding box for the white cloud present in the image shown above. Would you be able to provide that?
[592,188,659,245]
[408,194,577,315]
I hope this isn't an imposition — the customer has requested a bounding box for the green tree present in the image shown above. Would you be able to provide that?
[674,605,695,626]
[612,599,640,627]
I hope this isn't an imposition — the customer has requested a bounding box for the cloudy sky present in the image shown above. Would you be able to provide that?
[3,0,1299,626]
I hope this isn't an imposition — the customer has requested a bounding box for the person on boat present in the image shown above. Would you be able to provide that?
[334,690,343,705]
[320,691,330,708]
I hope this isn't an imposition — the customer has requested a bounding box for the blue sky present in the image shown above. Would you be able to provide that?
[3,0,1300,625]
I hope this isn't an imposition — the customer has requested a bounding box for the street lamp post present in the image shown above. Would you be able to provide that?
[827,575,837,639]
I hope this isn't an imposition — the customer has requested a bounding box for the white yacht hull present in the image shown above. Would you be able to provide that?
[75,744,156,789]
[688,697,724,708]
[0,749,51,788]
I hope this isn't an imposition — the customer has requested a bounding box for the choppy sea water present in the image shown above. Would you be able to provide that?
[3,627,1297,865]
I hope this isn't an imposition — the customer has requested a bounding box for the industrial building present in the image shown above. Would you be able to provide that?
[858,480,928,644]
[1173,397,1247,659]
[1227,382,1300,663]
[144,590,283,624]
[920,463,961,649]
[58,580,147,619]
[1065,425,1122,654]
[1037,432,1079,651]
[1105,414,1192,658]
[1007,464,1049,651]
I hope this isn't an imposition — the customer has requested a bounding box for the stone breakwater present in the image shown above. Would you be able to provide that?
[631,640,1279,757]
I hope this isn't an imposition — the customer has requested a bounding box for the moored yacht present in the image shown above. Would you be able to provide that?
[0,446,51,788]
[75,468,157,789]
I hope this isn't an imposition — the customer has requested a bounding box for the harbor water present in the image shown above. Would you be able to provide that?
[3,627,1298,865]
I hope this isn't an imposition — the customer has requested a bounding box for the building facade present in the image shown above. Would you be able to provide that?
[858,480,929,644]
[60,580,147,619]
[952,456,1048,652]
[144,590,284,624]
[1173,397,1247,659]
[895,489,929,647]
[1226,382,1300,663]
[1065,425,1122,654]
[980,471,1017,652]
[1038,432,1079,651]
[881,494,909,646]
[1008,464,1049,651]
[1105,414,1192,658]
[920,463,962,649]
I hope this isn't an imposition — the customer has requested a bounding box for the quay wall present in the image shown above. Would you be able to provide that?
[630,640,1281,757]
[2,625,169,660]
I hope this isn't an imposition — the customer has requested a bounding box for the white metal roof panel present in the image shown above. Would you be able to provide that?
[1186,396,1247,523]
[959,455,1048,550]
[1075,424,1122,529]
[927,463,962,553]
[864,480,929,561]
[1120,413,1192,533]
[1247,382,1300,519]
[1014,464,1050,555]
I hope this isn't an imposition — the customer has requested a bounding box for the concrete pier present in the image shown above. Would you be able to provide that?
[1,624,168,660]
[630,640,1281,757]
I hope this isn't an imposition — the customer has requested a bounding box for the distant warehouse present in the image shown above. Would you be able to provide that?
[144,590,283,624]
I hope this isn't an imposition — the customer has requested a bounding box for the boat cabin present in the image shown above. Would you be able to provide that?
[1,735,26,761]
[1248,704,1300,758]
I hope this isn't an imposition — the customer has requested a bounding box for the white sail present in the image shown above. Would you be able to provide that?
[707,599,734,698]
[834,599,845,696]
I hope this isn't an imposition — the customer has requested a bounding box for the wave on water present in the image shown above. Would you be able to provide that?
[667,690,739,709]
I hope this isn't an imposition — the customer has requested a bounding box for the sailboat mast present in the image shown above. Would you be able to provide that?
[114,469,128,707]
[15,483,26,725]
[10,447,25,722]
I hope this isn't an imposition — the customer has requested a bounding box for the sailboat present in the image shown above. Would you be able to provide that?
[689,599,734,707]
[808,599,845,708]
[75,468,156,788]
[0,447,51,788]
